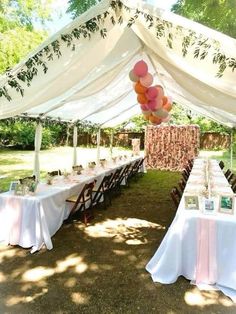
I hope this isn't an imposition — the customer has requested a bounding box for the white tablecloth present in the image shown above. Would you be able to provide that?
[0,156,143,253]
[146,159,236,302]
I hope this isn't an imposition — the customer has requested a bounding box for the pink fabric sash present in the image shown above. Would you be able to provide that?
[196,218,217,285]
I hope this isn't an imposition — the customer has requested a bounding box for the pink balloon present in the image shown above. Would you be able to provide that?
[140,104,149,111]
[155,99,163,110]
[146,86,158,100]
[129,70,139,82]
[133,60,148,77]
[155,85,164,99]
[147,99,158,111]
[140,73,153,87]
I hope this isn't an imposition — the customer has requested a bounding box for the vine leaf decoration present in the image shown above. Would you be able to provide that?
[0,0,235,102]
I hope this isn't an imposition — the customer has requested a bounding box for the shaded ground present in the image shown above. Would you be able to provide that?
[0,170,235,314]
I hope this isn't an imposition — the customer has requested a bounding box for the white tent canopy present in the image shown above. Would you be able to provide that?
[0,0,236,127]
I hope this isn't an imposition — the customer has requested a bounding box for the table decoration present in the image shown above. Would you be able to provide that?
[88,161,96,169]
[99,159,106,168]
[218,194,235,215]
[72,165,83,175]
[184,195,199,210]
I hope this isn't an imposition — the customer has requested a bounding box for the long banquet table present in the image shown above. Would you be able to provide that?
[0,156,143,253]
[146,158,236,302]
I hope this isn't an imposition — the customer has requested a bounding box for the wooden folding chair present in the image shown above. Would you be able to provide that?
[178,178,186,192]
[109,167,123,197]
[65,181,95,226]
[224,169,231,179]
[219,160,225,169]
[170,187,181,209]
[92,173,113,209]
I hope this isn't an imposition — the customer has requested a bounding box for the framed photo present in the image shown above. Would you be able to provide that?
[203,198,215,214]
[9,181,19,191]
[218,194,235,215]
[184,195,199,210]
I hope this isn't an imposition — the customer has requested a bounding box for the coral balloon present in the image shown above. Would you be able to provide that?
[137,94,148,105]
[146,86,158,100]
[134,82,148,94]
[163,101,172,112]
[133,60,148,77]
[149,114,162,125]
[140,73,153,87]
[147,99,158,111]
[162,96,168,106]
[153,108,169,119]
[129,70,139,82]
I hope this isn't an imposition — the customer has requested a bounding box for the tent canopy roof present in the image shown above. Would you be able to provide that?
[0,0,236,127]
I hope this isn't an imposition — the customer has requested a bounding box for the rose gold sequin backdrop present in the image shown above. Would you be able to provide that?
[145,125,200,171]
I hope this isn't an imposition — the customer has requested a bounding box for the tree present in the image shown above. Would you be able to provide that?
[172,0,236,38]
[0,0,52,73]
[67,0,101,18]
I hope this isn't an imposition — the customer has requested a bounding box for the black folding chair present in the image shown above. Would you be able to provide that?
[65,181,95,226]
[92,173,113,209]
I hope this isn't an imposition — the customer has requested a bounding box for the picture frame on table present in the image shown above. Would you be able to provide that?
[203,198,216,214]
[9,181,19,191]
[218,194,235,215]
[184,195,199,210]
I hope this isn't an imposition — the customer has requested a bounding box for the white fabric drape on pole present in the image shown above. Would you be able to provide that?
[230,130,233,170]
[110,131,114,157]
[96,128,101,163]
[33,122,43,181]
[72,126,78,167]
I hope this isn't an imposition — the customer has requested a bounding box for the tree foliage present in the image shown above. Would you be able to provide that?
[172,0,236,38]
[67,0,101,18]
[0,0,52,74]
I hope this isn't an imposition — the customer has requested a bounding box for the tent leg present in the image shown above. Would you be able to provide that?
[33,122,43,182]
[96,128,101,163]
[72,126,78,167]
[110,130,114,157]
[230,129,233,170]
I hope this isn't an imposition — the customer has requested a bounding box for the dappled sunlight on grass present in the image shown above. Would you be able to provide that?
[184,287,233,307]
[22,267,55,282]
[84,217,165,245]
[71,292,90,305]
[6,288,48,306]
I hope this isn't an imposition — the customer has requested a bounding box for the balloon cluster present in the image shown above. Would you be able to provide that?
[129,60,172,125]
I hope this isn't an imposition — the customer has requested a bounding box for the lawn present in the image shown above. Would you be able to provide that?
[0,146,234,192]
[0,146,130,192]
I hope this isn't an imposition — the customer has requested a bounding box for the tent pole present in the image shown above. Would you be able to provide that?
[72,125,78,167]
[230,129,234,170]
[96,127,101,163]
[33,122,43,182]
[110,130,114,157]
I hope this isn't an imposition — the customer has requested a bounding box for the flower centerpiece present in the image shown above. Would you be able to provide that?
[100,159,106,167]
[88,161,96,169]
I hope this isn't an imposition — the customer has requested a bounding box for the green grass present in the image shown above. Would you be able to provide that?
[0,146,234,192]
